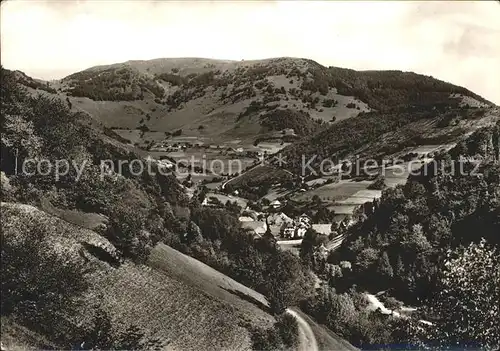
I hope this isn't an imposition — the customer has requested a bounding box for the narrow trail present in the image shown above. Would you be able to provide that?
[286,308,319,351]
[365,293,434,326]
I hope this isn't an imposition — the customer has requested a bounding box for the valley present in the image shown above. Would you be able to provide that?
[1,55,499,351]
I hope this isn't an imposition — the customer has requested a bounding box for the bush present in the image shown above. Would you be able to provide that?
[172,129,182,136]
[367,176,386,190]
[323,99,338,108]
[1,207,88,336]
[250,313,299,350]
[78,305,164,350]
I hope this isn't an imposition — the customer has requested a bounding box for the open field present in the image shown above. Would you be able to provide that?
[206,192,249,208]
[262,185,294,201]
[204,181,223,190]
[293,180,372,203]
[225,164,293,188]
[336,189,382,205]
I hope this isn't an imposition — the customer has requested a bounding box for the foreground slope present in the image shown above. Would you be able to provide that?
[1,202,273,350]
[1,202,356,351]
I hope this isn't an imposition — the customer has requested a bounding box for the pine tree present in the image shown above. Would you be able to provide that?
[377,251,394,279]
[395,255,405,280]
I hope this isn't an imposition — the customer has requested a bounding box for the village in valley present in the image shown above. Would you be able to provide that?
[132,123,463,261]
[131,122,462,260]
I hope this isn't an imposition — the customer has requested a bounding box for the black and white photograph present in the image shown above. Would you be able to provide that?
[1,0,499,350]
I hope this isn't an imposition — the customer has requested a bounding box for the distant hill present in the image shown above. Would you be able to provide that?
[22,57,493,148]
[280,105,499,175]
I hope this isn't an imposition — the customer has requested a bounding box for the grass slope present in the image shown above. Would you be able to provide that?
[1,202,274,351]
[2,201,358,351]
[289,308,359,351]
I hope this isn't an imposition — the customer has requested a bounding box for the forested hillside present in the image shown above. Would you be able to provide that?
[1,66,190,261]
[318,123,500,348]
[281,101,497,174]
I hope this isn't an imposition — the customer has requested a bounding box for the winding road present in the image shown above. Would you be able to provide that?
[286,308,319,351]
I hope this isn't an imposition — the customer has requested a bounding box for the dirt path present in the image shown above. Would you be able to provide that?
[286,308,319,351]
[365,293,433,326]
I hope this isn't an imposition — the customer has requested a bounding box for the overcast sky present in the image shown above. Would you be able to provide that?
[1,0,499,104]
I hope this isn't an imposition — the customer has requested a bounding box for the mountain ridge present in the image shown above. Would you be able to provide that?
[12,57,493,150]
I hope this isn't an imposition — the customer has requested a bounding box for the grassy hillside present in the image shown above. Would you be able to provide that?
[1,201,357,351]
[43,57,492,148]
[1,202,274,350]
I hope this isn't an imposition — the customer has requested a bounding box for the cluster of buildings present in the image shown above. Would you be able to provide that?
[149,140,264,157]
[280,213,311,238]
[150,141,194,152]
[239,211,334,240]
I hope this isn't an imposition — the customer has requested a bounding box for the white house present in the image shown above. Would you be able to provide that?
[270,200,282,209]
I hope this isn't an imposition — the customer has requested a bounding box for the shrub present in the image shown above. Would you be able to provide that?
[78,306,164,350]
[323,99,338,108]
[367,176,386,190]
[1,207,88,336]
[250,312,299,350]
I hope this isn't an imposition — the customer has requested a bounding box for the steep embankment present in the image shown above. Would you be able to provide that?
[1,202,356,351]
[0,202,273,350]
